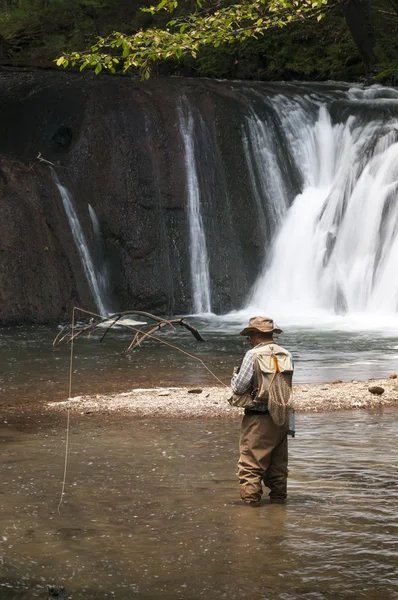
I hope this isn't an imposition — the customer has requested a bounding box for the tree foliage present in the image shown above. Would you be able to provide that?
[55,0,331,78]
[2,0,398,83]
[0,0,116,62]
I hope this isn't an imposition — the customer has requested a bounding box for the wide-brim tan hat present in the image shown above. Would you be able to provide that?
[240,316,282,336]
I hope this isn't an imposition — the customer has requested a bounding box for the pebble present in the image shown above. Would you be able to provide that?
[188,388,203,394]
[332,380,343,384]
[46,379,398,417]
[389,373,397,379]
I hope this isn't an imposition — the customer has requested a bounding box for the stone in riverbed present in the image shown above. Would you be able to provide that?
[389,373,397,379]
[332,380,343,384]
[47,585,65,600]
[368,386,384,395]
[188,388,203,394]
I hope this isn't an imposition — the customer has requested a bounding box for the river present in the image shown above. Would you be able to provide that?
[2,317,398,598]
[1,317,398,412]
[1,410,397,599]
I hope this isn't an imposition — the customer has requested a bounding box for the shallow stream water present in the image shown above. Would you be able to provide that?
[1,320,398,598]
[1,410,397,599]
[1,319,398,411]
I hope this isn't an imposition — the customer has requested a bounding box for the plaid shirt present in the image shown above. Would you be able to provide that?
[231,347,257,394]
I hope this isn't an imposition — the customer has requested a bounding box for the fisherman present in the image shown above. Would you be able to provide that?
[231,316,293,505]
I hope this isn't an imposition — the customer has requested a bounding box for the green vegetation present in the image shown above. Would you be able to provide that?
[54,0,330,78]
[1,0,398,83]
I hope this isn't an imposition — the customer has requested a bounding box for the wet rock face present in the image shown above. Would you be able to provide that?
[0,70,272,323]
[0,159,84,324]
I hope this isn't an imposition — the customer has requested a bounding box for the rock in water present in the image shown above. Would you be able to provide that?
[47,586,65,600]
[368,386,384,395]
[389,373,397,379]
[188,388,203,394]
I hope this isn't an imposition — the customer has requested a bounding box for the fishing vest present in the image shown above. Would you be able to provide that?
[251,342,293,402]
[228,342,293,411]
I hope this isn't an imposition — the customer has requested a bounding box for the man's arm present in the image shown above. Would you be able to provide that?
[231,351,254,394]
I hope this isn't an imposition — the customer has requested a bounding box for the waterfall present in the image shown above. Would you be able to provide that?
[52,170,110,316]
[88,203,113,311]
[177,100,212,314]
[242,105,290,233]
[247,87,398,320]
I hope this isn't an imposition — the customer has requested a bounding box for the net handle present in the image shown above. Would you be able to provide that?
[272,354,280,373]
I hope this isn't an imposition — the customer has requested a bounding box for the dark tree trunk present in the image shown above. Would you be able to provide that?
[343,0,377,67]
[387,0,398,16]
[0,32,9,59]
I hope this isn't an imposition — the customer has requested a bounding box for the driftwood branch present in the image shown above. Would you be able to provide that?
[37,152,55,166]
[53,309,205,350]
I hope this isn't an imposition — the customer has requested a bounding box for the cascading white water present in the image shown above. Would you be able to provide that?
[52,171,109,316]
[177,100,212,314]
[247,88,398,323]
[242,105,290,231]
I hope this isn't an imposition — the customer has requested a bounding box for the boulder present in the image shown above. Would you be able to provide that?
[368,386,384,395]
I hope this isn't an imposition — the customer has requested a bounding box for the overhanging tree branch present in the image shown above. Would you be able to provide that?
[55,0,335,78]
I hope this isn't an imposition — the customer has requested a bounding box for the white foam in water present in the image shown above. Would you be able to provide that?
[96,318,147,328]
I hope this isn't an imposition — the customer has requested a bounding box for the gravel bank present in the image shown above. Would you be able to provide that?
[47,378,398,418]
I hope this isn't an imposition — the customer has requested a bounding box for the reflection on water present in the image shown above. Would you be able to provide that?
[1,321,398,410]
[0,410,397,599]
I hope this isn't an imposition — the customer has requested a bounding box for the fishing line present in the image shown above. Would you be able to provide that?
[118,321,229,387]
[65,306,231,384]
[57,306,75,513]
[56,306,231,511]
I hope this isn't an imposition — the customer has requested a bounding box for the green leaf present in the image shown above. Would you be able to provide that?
[55,0,333,78]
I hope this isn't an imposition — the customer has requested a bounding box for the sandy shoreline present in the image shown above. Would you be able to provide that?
[47,378,398,418]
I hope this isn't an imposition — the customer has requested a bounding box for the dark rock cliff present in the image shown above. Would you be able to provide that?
[0,69,284,324]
